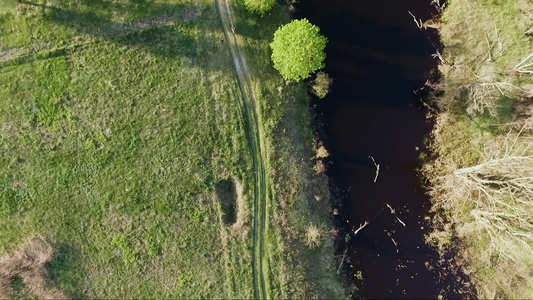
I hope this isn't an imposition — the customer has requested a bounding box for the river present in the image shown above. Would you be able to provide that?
[296,0,473,298]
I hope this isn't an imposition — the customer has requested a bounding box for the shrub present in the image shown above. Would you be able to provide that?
[304,224,323,249]
[311,71,332,98]
[243,0,276,15]
[315,144,329,158]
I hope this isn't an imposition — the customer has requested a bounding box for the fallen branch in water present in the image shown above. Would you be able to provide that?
[431,51,446,64]
[386,203,406,227]
[408,11,423,29]
[352,206,385,236]
[369,156,380,183]
[337,248,348,274]
[386,231,399,253]
[353,221,369,235]
[430,0,446,12]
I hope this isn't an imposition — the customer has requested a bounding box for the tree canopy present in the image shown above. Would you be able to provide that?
[270,19,327,82]
[243,0,276,15]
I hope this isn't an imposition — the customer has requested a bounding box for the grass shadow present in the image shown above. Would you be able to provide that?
[47,242,85,299]
[215,178,237,225]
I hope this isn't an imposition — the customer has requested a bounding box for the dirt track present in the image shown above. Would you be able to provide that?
[215,0,269,298]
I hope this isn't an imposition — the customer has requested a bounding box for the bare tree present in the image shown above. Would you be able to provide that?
[451,119,533,260]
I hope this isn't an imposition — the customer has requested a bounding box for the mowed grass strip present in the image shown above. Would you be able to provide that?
[0,0,256,298]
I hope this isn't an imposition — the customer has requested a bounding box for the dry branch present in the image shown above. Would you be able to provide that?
[408,11,423,29]
[515,52,533,74]
[353,221,369,235]
[386,231,399,253]
[386,203,406,227]
[451,123,533,260]
[369,156,380,183]
[337,249,348,274]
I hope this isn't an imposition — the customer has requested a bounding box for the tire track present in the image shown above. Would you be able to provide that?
[215,0,269,299]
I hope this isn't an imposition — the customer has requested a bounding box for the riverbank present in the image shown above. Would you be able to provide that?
[0,0,343,298]
[424,0,533,298]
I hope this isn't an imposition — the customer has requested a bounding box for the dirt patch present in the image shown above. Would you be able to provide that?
[131,11,180,30]
[181,7,204,21]
[513,97,533,125]
[102,212,133,233]
[129,6,204,30]
[230,180,250,237]
[96,7,205,37]
[0,235,68,299]
[0,47,20,62]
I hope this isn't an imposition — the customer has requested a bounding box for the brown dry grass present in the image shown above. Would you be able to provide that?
[423,1,533,297]
[0,236,68,300]
[304,224,323,249]
[230,180,251,238]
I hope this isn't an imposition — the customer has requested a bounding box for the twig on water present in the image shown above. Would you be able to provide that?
[386,231,399,253]
[353,221,369,235]
[386,203,406,227]
[430,0,446,11]
[408,11,423,29]
[432,51,446,64]
[369,156,380,183]
[352,206,385,236]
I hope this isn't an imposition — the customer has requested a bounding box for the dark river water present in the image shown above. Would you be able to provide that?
[296,1,473,298]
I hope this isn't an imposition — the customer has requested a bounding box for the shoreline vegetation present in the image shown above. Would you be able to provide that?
[0,0,344,298]
[424,0,533,298]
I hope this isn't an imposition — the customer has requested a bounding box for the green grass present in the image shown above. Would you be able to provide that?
[0,0,344,298]
[227,1,344,298]
[1,0,253,298]
[425,0,533,298]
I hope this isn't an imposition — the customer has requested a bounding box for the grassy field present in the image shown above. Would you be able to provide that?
[0,0,343,298]
[424,0,533,298]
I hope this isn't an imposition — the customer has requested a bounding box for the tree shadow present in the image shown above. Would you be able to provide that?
[228,0,287,41]
[17,0,230,71]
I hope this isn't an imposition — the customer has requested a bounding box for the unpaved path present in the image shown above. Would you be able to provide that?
[215,0,269,299]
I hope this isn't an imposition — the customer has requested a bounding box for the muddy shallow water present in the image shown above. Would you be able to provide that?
[296,1,471,298]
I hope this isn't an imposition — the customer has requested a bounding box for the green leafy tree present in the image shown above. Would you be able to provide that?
[243,0,276,15]
[270,19,327,81]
